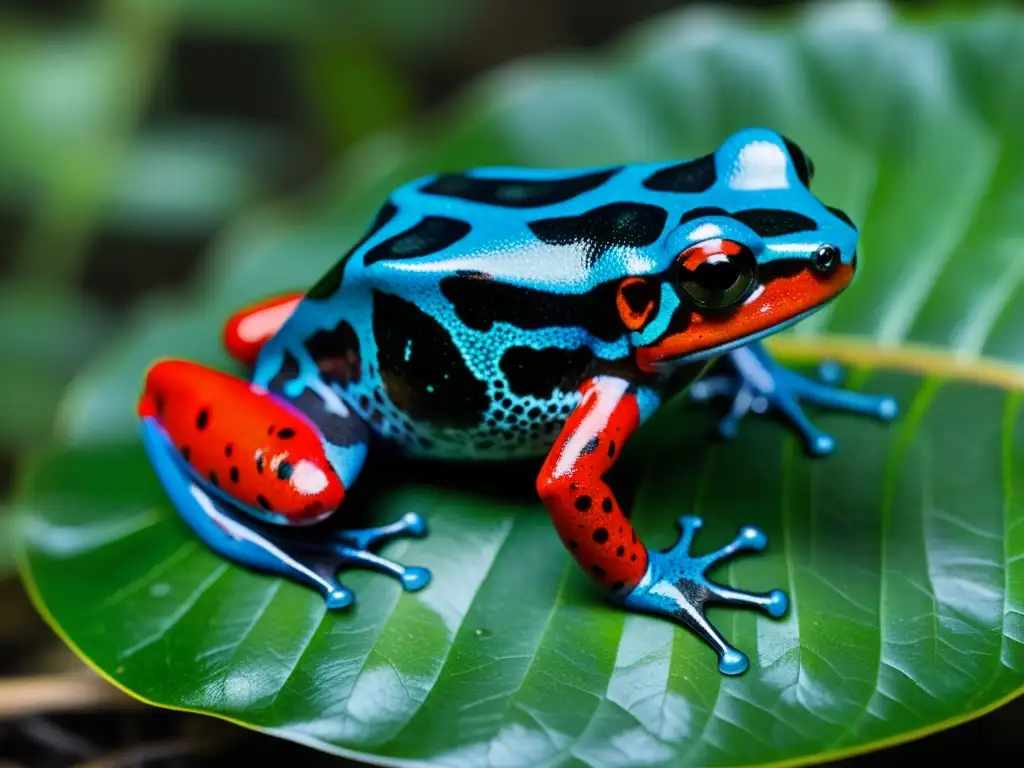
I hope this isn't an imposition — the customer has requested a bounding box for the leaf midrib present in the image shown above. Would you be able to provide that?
[767,336,1024,392]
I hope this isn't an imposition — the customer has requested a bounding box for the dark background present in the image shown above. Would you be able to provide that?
[1,0,1021,765]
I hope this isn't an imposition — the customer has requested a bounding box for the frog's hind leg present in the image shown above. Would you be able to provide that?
[537,375,787,676]
[139,417,357,608]
[691,342,898,456]
[222,291,305,367]
[138,359,429,608]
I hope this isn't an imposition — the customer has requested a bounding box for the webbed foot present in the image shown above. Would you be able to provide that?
[140,417,431,608]
[622,516,787,675]
[690,342,898,456]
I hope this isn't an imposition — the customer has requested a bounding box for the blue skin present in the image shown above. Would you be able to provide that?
[139,128,897,675]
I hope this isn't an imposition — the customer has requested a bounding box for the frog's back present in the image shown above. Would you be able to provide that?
[337,160,728,293]
[256,129,831,460]
[254,162,672,460]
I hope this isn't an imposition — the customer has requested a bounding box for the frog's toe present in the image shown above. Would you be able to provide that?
[622,516,788,676]
[718,648,750,676]
[877,395,899,421]
[817,360,845,386]
[335,547,432,594]
[692,344,898,455]
[769,394,838,456]
[779,367,899,423]
[401,566,432,591]
[402,511,428,538]
[333,511,429,550]
[325,587,355,610]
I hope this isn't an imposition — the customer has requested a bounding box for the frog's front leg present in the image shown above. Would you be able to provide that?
[690,342,898,456]
[137,360,429,608]
[537,375,787,676]
[222,291,305,367]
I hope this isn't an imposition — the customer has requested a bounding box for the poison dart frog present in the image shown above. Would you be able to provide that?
[138,128,897,676]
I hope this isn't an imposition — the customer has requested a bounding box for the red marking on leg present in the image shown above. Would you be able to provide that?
[223,292,304,367]
[139,359,343,523]
[536,376,649,593]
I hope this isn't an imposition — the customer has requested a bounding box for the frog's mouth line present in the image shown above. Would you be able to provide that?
[635,263,854,372]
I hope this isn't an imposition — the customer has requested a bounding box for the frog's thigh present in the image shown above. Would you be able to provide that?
[139,358,347,524]
[223,291,305,367]
[536,375,650,594]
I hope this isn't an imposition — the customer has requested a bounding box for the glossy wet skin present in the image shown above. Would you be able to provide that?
[136,127,892,676]
[245,127,860,462]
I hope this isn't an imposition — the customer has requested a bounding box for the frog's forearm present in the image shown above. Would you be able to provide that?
[536,376,649,593]
[223,291,304,367]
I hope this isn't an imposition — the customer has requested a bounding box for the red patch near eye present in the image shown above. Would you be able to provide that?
[636,260,854,372]
[616,277,657,331]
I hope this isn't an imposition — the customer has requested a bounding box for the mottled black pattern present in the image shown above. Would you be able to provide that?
[372,290,489,429]
[782,137,815,187]
[659,303,692,336]
[306,201,398,300]
[642,153,717,193]
[420,168,620,208]
[440,273,625,342]
[758,258,810,282]
[266,353,368,448]
[499,346,595,399]
[305,320,361,386]
[364,216,472,266]
[528,202,668,268]
[679,206,729,226]
[827,205,857,230]
[731,209,818,238]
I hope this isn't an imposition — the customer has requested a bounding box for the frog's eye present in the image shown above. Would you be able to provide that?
[676,239,758,312]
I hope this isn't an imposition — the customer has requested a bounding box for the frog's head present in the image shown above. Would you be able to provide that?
[624,128,859,373]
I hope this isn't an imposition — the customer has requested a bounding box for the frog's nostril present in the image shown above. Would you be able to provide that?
[811,244,840,275]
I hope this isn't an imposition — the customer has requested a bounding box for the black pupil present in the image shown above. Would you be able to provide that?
[693,258,741,291]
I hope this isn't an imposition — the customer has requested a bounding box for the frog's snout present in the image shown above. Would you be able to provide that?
[635,245,854,372]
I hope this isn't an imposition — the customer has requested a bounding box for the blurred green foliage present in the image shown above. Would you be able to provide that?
[4,1,1024,765]
[13,1,1024,765]
[0,0,494,561]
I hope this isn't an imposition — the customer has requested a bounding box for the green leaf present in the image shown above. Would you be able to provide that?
[15,2,1024,766]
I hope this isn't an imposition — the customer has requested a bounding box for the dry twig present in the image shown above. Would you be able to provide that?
[0,673,136,719]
